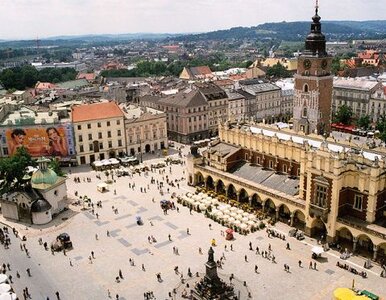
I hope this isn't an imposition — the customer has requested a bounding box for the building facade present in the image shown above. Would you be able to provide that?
[140,89,209,144]
[71,101,126,165]
[332,78,383,122]
[188,122,386,261]
[122,105,167,156]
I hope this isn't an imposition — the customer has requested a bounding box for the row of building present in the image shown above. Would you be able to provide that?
[0,99,167,165]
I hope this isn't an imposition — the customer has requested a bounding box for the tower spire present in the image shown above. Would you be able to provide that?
[315,0,319,14]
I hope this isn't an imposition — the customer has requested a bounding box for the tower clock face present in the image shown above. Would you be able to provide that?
[303,59,311,70]
[321,59,328,69]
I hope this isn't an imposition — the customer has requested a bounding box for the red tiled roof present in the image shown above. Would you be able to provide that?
[77,73,95,81]
[190,66,212,76]
[35,82,56,90]
[72,101,124,122]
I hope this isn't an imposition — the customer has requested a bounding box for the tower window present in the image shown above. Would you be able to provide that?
[302,107,307,117]
[353,194,363,211]
[303,84,309,93]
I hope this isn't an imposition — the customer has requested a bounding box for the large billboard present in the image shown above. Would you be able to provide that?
[4,124,75,157]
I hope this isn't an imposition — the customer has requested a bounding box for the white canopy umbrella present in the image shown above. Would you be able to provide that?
[248,214,256,220]
[0,293,17,300]
[247,220,256,226]
[217,205,227,211]
[230,212,238,218]
[236,209,244,214]
[0,274,7,284]
[199,204,207,211]
[235,214,244,220]
[228,217,236,223]
[198,192,205,197]
[223,204,232,209]
[242,212,250,217]
[222,215,230,221]
[186,192,193,197]
[242,217,249,222]
[312,246,324,255]
[223,209,231,215]
[240,224,248,229]
[211,199,219,205]
[0,283,11,293]
[205,197,213,201]
[215,211,224,217]
[234,220,241,226]
[230,207,238,212]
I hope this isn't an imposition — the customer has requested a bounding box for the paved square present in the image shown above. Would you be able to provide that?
[1,149,385,300]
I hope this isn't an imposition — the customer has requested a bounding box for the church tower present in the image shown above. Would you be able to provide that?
[293,1,333,135]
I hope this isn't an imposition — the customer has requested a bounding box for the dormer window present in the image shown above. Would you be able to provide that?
[303,84,309,93]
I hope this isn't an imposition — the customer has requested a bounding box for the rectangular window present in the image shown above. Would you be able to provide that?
[282,164,288,173]
[108,141,112,148]
[79,145,84,153]
[315,185,328,207]
[256,157,261,165]
[77,125,81,130]
[89,144,93,151]
[117,120,120,125]
[98,132,102,139]
[3,148,8,155]
[78,135,83,142]
[97,122,101,128]
[353,194,363,211]
[117,130,121,137]
[87,123,91,129]
[118,140,122,147]
[107,121,111,126]
[107,131,111,138]
[88,133,92,140]
[269,160,274,169]
[99,142,103,150]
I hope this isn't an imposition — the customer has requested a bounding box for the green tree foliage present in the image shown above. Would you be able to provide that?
[0,66,77,90]
[266,62,291,78]
[356,115,371,129]
[334,104,353,125]
[376,115,386,143]
[49,159,65,177]
[0,147,36,193]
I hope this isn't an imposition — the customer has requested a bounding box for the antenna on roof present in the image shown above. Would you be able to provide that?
[315,0,319,15]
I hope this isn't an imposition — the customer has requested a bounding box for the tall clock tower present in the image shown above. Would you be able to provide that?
[293,1,333,135]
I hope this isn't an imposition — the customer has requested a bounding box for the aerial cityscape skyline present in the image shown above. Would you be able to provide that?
[1,0,386,40]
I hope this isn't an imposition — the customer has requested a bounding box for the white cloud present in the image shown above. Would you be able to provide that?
[0,0,384,39]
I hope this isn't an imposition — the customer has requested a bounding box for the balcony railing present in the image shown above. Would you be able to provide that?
[309,203,329,219]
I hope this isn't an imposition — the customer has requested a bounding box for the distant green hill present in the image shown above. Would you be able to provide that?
[174,20,386,41]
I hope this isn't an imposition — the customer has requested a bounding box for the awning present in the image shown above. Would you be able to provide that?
[311,246,324,255]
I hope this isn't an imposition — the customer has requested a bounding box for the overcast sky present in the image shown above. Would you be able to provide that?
[1,0,384,39]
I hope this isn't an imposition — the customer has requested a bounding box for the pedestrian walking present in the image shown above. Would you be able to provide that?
[309,261,313,269]
[55,291,60,300]
[298,260,302,267]
[186,228,190,235]
[255,265,258,273]
[119,269,123,279]
[91,251,95,259]
[245,255,248,262]
[142,264,146,271]
[313,262,317,270]
[107,289,111,298]
[95,234,98,240]
[168,234,171,241]
[26,268,31,277]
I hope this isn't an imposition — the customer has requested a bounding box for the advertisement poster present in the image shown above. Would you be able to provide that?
[6,125,74,157]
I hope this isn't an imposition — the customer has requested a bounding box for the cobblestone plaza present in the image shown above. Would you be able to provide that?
[1,149,385,299]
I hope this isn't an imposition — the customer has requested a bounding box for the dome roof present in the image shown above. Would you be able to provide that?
[31,168,58,187]
[31,199,52,213]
